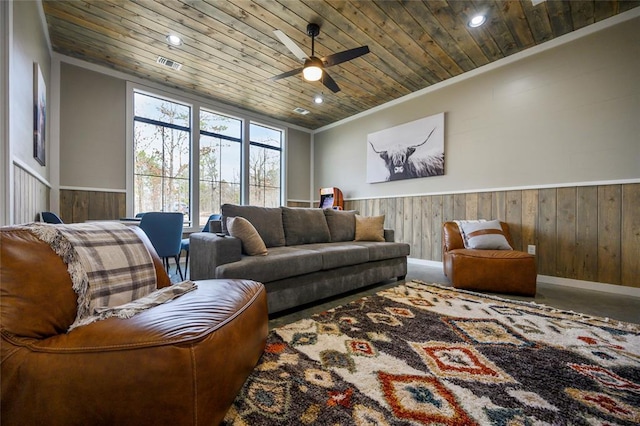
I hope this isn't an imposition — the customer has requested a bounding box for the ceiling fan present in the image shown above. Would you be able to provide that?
[271,23,370,93]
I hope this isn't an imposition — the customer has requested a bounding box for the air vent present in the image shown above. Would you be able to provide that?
[293,107,310,115]
[156,56,183,71]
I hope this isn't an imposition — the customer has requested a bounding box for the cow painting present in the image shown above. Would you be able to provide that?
[369,128,444,181]
[366,113,445,183]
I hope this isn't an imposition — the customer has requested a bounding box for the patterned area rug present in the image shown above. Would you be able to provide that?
[223,281,640,425]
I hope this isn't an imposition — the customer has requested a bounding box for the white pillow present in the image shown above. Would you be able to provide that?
[459,220,512,250]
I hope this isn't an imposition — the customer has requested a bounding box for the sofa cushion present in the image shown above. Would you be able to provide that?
[459,220,512,250]
[215,246,323,283]
[323,209,357,242]
[353,241,411,261]
[221,204,285,248]
[227,216,268,256]
[303,243,370,269]
[282,207,331,246]
[355,214,385,242]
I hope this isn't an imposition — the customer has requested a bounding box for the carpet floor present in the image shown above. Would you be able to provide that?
[223,281,640,425]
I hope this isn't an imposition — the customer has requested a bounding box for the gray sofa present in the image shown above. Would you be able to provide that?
[190,205,410,314]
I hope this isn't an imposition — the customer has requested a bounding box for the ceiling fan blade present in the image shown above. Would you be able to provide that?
[273,30,308,61]
[322,46,370,67]
[321,71,341,93]
[270,67,304,81]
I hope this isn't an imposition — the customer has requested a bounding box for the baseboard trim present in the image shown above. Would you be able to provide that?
[407,258,640,298]
[537,275,640,298]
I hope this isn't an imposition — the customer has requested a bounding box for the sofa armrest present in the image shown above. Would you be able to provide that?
[189,232,242,280]
[384,229,395,242]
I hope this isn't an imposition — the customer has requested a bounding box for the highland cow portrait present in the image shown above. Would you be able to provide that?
[366,113,444,183]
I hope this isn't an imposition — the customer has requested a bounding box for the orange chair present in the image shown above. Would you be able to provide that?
[442,221,537,296]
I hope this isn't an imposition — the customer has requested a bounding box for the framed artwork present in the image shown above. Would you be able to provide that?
[366,112,445,183]
[33,62,46,166]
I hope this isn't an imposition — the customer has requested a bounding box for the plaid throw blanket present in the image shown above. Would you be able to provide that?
[26,222,196,331]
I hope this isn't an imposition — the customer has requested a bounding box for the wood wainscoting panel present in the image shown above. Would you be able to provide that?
[59,189,125,223]
[344,182,639,289]
[597,185,622,285]
[622,183,640,287]
[13,165,50,224]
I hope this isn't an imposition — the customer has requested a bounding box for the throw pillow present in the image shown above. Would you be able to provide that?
[354,214,385,242]
[324,209,358,242]
[459,220,512,250]
[226,216,268,256]
[282,207,331,246]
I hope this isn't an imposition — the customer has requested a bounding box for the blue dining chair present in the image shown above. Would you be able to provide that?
[180,214,221,276]
[40,211,64,224]
[139,212,185,281]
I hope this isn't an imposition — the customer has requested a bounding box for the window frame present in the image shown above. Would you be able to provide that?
[126,83,287,232]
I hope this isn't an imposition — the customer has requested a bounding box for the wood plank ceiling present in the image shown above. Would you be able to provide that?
[43,0,639,130]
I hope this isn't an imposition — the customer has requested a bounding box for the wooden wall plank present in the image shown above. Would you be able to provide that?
[421,196,432,260]
[453,193,466,219]
[442,194,455,223]
[556,187,577,278]
[506,190,523,250]
[576,186,598,281]
[492,191,507,221]
[411,196,422,259]
[598,185,622,285]
[521,189,538,252]
[621,183,640,287]
[402,197,412,245]
[538,188,557,275]
[431,195,443,260]
[465,192,478,219]
[478,192,492,219]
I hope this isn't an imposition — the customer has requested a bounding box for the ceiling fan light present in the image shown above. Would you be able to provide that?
[303,57,323,81]
[303,65,322,81]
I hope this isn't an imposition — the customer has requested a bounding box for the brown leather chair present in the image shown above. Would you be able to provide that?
[1,225,268,425]
[442,221,537,296]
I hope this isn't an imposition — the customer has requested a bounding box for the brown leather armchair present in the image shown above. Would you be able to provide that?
[1,225,268,425]
[442,221,537,296]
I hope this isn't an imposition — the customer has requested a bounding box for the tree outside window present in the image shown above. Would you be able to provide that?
[249,123,282,207]
[133,93,190,222]
[199,110,241,227]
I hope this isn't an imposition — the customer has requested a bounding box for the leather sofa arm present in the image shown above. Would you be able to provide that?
[189,232,242,280]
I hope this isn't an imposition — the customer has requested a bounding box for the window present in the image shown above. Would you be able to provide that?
[249,123,282,207]
[133,92,191,222]
[199,110,241,227]
[129,86,286,230]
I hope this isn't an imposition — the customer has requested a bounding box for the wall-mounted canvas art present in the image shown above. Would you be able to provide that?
[33,62,46,166]
[367,112,444,183]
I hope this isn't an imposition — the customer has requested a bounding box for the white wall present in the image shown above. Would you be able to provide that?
[10,0,51,173]
[314,13,640,200]
[2,0,52,225]
[59,62,126,189]
[286,127,312,202]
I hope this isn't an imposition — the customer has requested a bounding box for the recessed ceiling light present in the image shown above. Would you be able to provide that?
[166,34,183,46]
[313,94,324,104]
[469,14,486,28]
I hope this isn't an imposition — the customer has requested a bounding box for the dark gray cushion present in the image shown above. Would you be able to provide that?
[221,204,285,248]
[282,207,331,246]
[323,209,357,242]
[304,243,370,269]
[352,241,411,261]
[215,246,322,282]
